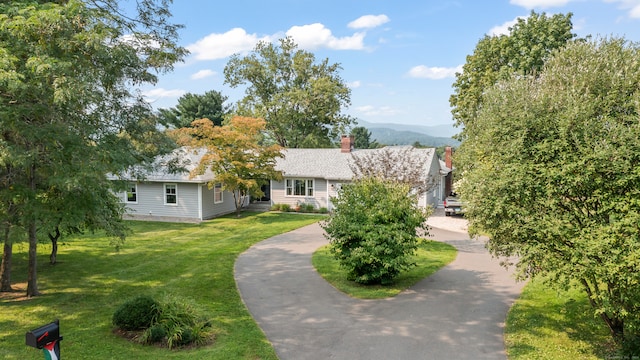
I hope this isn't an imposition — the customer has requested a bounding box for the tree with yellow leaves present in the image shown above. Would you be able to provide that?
[175,116,283,217]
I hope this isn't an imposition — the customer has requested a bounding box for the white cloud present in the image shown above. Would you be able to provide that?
[356,105,400,116]
[348,80,361,88]
[488,18,521,36]
[510,0,572,8]
[142,88,185,100]
[188,22,370,62]
[286,23,366,50]
[187,28,271,60]
[190,69,216,80]
[348,14,390,29]
[408,65,462,79]
[118,34,160,49]
[605,0,640,19]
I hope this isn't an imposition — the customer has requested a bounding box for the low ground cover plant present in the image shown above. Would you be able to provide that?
[271,203,328,213]
[113,294,213,349]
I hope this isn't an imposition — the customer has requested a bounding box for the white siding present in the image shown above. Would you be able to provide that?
[327,180,343,211]
[123,182,201,221]
[272,153,442,211]
[425,154,442,208]
[271,178,329,210]
[201,184,237,219]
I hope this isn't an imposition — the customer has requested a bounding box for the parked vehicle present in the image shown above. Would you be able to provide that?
[444,194,464,216]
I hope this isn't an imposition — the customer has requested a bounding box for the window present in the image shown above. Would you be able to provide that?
[126,183,137,203]
[285,179,314,196]
[164,184,177,205]
[214,183,223,204]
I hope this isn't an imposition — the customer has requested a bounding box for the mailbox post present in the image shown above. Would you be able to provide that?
[25,319,62,360]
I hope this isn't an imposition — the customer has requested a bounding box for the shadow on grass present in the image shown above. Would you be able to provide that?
[506,279,615,359]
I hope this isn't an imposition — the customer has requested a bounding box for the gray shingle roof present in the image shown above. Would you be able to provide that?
[276,149,354,180]
[114,146,438,183]
[276,146,436,180]
[112,148,215,183]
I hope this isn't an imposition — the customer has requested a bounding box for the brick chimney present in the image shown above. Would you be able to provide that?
[445,146,453,196]
[445,146,453,170]
[341,135,354,153]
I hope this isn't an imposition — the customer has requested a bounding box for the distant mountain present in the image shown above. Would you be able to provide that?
[356,120,460,147]
[357,120,460,138]
[368,128,459,147]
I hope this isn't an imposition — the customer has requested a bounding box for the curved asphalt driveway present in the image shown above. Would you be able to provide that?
[234,221,524,359]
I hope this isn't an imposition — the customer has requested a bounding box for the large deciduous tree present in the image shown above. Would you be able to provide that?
[158,90,229,128]
[224,36,355,148]
[450,11,575,141]
[0,0,185,296]
[456,37,640,345]
[174,116,283,217]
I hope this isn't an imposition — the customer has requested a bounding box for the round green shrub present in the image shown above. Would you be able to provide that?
[145,324,167,343]
[321,177,428,285]
[112,295,160,331]
[177,327,195,346]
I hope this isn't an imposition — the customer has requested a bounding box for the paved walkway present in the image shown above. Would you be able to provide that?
[234,218,524,359]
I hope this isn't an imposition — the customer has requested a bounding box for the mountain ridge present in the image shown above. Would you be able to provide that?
[355,120,460,147]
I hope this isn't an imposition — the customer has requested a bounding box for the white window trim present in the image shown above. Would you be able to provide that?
[285,178,314,197]
[164,183,178,206]
[125,182,138,204]
[214,183,223,204]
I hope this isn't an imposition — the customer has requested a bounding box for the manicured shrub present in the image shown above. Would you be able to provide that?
[300,203,315,212]
[321,177,429,285]
[112,295,160,331]
[142,323,167,344]
[270,203,292,212]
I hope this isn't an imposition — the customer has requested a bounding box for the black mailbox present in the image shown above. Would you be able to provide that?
[25,319,60,349]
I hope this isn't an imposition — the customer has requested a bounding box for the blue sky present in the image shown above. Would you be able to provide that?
[141,0,640,127]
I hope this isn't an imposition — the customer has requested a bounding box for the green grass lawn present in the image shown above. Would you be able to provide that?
[312,239,457,299]
[505,278,616,359]
[0,212,325,360]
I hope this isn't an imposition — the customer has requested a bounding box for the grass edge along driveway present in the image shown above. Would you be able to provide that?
[0,212,324,360]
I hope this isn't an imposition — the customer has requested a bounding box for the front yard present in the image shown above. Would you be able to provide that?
[0,212,324,359]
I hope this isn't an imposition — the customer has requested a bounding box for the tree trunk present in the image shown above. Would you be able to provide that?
[26,162,40,297]
[0,226,13,292]
[26,220,40,297]
[48,227,60,265]
[233,191,242,217]
[601,314,625,342]
[582,278,625,341]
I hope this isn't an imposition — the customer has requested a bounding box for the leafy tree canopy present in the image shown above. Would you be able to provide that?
[0,0,185,296]
[456,37,640,345]
[224,36,355,148]
[450,11,575,141]
[173,116,283,217]
[350,126,379,149]
[158,90,229,128]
